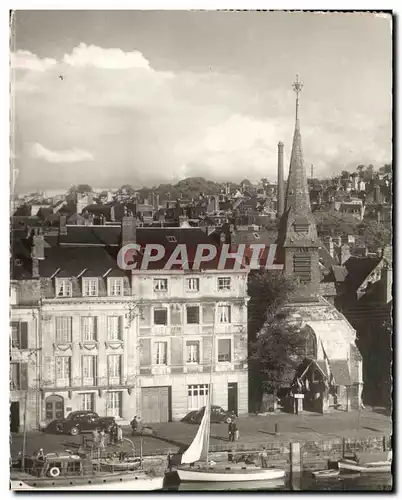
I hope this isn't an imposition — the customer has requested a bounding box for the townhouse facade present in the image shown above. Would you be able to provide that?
[10,221,250,429]
[134,269,249,422]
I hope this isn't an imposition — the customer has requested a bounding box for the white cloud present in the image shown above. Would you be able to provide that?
[31,143,94,163]
[11,50,57,72]
[63,43,151,70]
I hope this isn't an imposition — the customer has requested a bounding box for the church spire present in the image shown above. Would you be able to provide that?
[285,75,312,215]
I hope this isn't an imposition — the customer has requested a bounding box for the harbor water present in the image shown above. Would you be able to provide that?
[165,472,393,491]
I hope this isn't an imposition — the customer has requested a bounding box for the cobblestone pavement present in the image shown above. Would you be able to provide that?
[10,408,391,458]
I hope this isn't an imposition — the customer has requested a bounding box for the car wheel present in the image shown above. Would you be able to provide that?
[70,426,79,436]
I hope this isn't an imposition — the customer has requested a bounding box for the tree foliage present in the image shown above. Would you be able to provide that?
[247,270,305,393]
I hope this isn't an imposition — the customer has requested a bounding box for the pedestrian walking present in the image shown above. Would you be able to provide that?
[130,416,138,436]
[228,419,233,442]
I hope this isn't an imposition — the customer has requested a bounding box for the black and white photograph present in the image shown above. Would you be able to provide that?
[8,9,393,492]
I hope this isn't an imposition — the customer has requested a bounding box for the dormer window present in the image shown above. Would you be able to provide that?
[56,278,72,298]
[108,278,124,297]
[166,236,177,243]
[83,278,98,297]
[154,279,168,292]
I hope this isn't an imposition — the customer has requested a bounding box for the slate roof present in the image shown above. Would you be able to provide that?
[343,257,382,293]
[38,246,125,278]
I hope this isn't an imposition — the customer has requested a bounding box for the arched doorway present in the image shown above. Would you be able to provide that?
[45,395,64,421]
[293,357,327,413]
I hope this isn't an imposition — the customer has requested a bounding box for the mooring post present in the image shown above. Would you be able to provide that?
[290,441,301,474]
[275,423,279,435]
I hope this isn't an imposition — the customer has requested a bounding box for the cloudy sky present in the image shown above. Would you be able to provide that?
[11,10,392,193]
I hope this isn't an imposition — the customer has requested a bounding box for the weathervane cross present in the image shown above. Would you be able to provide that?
[292,74,304,121]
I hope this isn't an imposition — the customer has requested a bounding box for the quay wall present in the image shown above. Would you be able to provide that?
[144,435,391,472]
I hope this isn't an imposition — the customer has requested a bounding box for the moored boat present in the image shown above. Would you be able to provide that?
[10,448,164,491]
[311,469,340,479]
[177,463,285,482]
[338,451,392,474]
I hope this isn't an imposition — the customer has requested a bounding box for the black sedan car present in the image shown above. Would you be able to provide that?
[45,411,115,436]
[182,406,237,424]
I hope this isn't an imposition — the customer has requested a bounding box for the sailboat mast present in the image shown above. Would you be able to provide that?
[205,304,216,464]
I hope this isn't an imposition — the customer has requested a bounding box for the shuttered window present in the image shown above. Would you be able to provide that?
[56,317,72,343]
[155,342,167,365]
[186,306,200,324]
[218,339,231,362]
[108,355,122,385]
[82,356,98,386]
[154,308,168,325]
[140,339,151,366]
[202,305,214,324]
[11,362,28,390]
[56,357,71,387]
[186,341,200,363]
[81,317,97,342]
[107,316,122,340]
[293,253,312,282]
[11,321,28,350]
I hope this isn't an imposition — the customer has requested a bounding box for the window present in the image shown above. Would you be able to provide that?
[188,384,209,411]
[11,321,28,349]
[186,306,200,324]
[107,316,122,341]
[186,278,199,291]
[253,233,260,239]
[154,308,168,325]
[293,253,312,282]
[218,305,231,324]
[155,342,167,365]
[106,391,122,418]
[83,278,98,297]
[294,224,309,233]
[186,341,200,363]
[108,278,124,297]
[56,317,72,343]
[218,339,231,362]
[56,357,71,386]
[10,286,17,305]
[170,305,181,325]
[154,279,168,292]
[82,356,97,386]
[56,279,72,298]
[81,317,97,342]
[10,362,28,390]
[80,393,94,412]
[304,329,317,359]
[218,277,231,291]
[108,355,122,384]
[202,305,214,324]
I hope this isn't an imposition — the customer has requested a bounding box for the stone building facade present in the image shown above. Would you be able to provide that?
[11,222,250,428]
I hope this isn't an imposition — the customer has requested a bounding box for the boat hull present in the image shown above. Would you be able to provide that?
[338,460,391,473]
[10,475,164,491]
[312,470,340,479]
[178,466,285,482]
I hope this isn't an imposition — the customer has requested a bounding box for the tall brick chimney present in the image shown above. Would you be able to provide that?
[277,141,284,218]
[31,228,45,278]
[121,210,136,247]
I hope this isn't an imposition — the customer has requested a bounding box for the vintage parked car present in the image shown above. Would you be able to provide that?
[182,406,237,424]
[45,411,116,436]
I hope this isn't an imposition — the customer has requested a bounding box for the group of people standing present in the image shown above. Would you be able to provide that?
[91,423,123,453]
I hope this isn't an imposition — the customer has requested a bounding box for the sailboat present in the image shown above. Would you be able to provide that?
[177,311,285,484]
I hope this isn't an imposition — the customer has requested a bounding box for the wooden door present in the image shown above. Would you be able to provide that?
[45,395,64,421]
[141,387,170,423]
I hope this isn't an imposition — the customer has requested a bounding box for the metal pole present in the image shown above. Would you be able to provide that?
[205,305,216,465]
[22,390,28,471]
